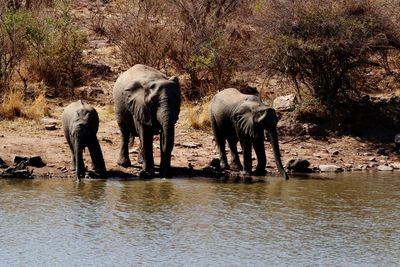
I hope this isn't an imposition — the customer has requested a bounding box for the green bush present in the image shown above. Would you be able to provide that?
[0,2,86,97]
[0,10,30,94]
[26,3,86,93]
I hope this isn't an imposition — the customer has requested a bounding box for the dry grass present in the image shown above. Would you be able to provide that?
[0,90,50,120]
[96,104,115,122]
[185,100,211,130]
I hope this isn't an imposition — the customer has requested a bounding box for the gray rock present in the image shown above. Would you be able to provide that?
[285,158,311,173]
[390,162,400,169]
[0,157,8,168]
[45,124,57,131]
[181,142,202,148]
[377,165,394,171]
[318,165,343,172]
[41,117,59,125]
[14,156,46,168]
[303,123,324,136]
[273,95,297,111]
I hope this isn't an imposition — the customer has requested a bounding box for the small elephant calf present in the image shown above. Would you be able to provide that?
[62,100,106,180]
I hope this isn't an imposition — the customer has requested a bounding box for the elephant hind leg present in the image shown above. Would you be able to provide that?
[210,117,229,169]
[88,138,106,176]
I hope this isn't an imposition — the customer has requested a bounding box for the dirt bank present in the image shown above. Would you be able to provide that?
[1,105,399,179]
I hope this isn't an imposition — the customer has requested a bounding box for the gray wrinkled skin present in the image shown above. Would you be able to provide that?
[113,64,181,178]
[61,100,106,180]
[208,88,288,179]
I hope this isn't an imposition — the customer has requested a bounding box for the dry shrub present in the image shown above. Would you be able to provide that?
[167,0,251,100]
[251,0,400,106]
[108,0,251,100]
[89,0,106,35]
[108,0,173,69]
[0,89,50,120]
[25,0,53,10]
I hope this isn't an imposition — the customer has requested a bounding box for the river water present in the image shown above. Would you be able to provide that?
[0,172,399,266]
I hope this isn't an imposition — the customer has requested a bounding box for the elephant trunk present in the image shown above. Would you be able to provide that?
[74,138,85,181]
[268,128,289,180]
[160,120,175,178]
[73,128,86,180]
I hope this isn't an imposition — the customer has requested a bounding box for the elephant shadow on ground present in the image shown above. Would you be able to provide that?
[103,164,258,182]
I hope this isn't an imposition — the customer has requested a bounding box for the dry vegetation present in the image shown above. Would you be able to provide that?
[0,0,399,135]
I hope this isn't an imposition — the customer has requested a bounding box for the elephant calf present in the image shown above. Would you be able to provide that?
[61,100,106,180]
[209,88,288,179]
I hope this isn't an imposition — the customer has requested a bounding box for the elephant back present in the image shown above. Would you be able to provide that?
[62,100,99,133]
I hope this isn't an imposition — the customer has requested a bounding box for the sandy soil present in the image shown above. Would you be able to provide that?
[1,106,399,179]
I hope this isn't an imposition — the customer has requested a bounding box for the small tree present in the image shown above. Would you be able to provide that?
[251,0,400,105]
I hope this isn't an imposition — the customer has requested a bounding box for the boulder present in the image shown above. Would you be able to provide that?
[285,158,312,173]
[377,165,394,171]
[273,94,297,111]
[318,165,343,172]
[302,123,325,136]
[13,156,46,168]
[0,161,34,179]
[390,162,400,169]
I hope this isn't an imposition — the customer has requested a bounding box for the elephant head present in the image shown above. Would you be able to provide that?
[234,105,288,179]
[127,76,181,177]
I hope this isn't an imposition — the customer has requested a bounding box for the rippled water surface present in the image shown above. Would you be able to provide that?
[1,172,399,266]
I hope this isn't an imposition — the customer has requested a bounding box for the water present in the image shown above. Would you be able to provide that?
[0,172,399,266]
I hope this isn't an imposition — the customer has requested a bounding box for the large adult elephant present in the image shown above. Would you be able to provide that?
[208,88,288,179]
[113,64,181,178]
[62,100,106,180]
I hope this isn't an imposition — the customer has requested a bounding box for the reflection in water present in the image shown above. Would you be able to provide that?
[0,173,399,266]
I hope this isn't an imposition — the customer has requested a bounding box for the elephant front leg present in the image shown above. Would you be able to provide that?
[117,122,132,167]
[253,138,267,176]
[74,141,85,181]
[139,127,154,178]
[241,139,253,175]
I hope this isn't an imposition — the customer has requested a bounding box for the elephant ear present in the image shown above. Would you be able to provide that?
[127,81,152,126]
[233,105,257,138]
[255,107,278,128]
